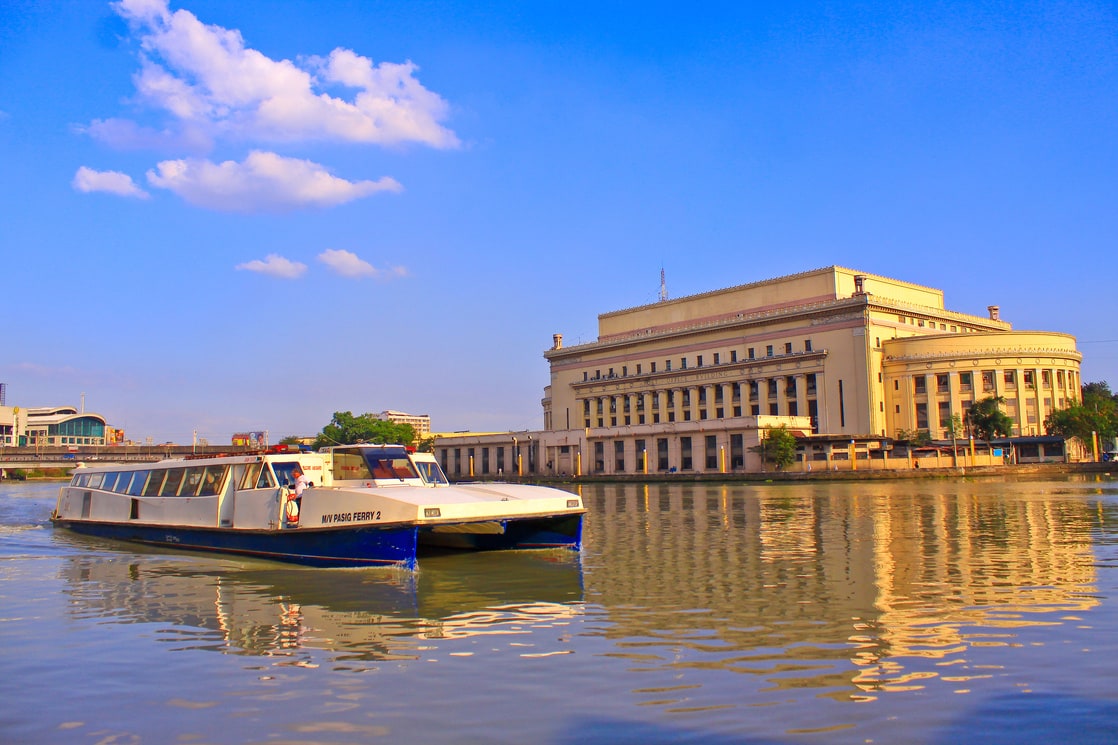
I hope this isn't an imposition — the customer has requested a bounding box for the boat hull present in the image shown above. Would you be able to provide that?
[51,518,421,568]
[419,514,583,551]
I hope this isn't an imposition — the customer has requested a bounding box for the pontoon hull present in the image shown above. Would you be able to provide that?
[52,518,421,568]
[52,512,583,568]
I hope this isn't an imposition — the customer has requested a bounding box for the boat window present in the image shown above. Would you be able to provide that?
[74,473,90,487]
[240,462,262,490]
[183,467,205,496]
[332,451,373,481]
[365,449,418,480]
[127,471,150,496]
[414,459,449,485]
[256,466,275,489]
[161,468,186,496]
[198,466,227,496]
[142,470,167,496]
[102,472,119,492]
[88,472,104,489]
[272,461,302,488]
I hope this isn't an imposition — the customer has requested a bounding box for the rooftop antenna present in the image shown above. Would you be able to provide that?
[659,267,668,302]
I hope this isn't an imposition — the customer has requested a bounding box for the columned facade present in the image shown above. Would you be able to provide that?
[435,266,1086,474]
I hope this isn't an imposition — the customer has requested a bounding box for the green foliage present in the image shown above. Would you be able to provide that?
[279,435,302,445]
[947,414,964,439]
[415,436,436,453]
[313,411,417,450]
[1045,381,1118,449]
[750,425,798,470]
[895,428,932,446]
[966,396,1014,441]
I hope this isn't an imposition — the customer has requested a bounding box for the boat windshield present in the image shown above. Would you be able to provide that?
[363,447,419,481]
[414,459,449,485]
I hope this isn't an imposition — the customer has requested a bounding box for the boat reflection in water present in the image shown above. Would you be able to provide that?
[56,541,584,663]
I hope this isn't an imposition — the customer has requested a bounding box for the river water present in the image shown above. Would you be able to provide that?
[3,475,1118,744]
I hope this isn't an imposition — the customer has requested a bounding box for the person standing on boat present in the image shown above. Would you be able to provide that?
[286,467,309,526]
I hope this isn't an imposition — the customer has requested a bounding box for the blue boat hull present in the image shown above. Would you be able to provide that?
[52,513,584,568]
[52,519,421,568]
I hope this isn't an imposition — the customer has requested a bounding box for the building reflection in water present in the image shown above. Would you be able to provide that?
[56,545,585,665]
[578,480,1108,700]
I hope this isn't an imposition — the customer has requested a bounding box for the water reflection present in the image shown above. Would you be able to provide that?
[579,480,1112,703]
[57,548,584,663]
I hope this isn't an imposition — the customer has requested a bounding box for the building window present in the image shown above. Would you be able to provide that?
[681,358,687,369]
[635,439,646,471]
[748,348,755,359]
[1024,370,1036,389]
[651,362,657,373]
[804,339,812,352]
[936,373,949,393]
[730,434,744,468]
[713,353,720,365]
[731,350,738,362]
[593,442,604,473]
[915,377,926,394]
[766,345,774,357]
[807,374,817,395]
[784,342,792,354]
[680,437,692,470]
[960,372,973,392]
[665,360,672,371]
[1004,370,1017,389]
[697,355,704,367]
[622,366,628,376]
[636,363,642,374]
[982,370,995,392]
[657,438,669,471]
[615,441,625,472]
[706,435,718,469]
[916,403,928,429]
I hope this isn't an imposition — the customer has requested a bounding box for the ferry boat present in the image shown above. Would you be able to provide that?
[51,445,584,569]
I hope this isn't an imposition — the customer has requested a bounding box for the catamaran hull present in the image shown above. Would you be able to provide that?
[51,513,583,568]
[51,519,421,568]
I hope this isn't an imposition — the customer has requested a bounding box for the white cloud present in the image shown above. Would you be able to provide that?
[145,150,402,212]
[105,0,458,149]
[72,166,150,198]
[318,249,410,280]
[234,254,307,279]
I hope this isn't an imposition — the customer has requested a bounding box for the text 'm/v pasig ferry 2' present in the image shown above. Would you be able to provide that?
[51,445,584,569]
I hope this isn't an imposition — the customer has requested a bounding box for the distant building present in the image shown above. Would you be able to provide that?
[435,266,1084,476]
[379,410,431,437]
[0,405,112,447]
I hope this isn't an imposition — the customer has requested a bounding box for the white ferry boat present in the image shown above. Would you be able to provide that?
[51,444,584,568]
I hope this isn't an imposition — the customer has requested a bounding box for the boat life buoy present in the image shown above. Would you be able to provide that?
[285,496,300,525]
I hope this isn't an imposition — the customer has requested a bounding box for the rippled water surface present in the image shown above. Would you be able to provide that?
[3,476,1118,744]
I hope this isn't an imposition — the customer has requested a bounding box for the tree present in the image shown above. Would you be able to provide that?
[966,396,1013,441]
[1045,381,1118,451]
[895,428,931,447]
[751,425,798,470]
[312,411,417,450]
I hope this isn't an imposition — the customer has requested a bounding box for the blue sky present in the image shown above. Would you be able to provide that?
[2,0,1115,444]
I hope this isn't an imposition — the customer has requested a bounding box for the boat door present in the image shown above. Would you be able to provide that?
[219,464,243,527]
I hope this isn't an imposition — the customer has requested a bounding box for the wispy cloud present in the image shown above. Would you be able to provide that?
[105,0,458,149]
[234,254,307,279]
[72,166,150,198]
[146,150,401,212]
[318,249,408,279]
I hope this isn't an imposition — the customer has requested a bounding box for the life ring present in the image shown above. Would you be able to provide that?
[285,497,300,525]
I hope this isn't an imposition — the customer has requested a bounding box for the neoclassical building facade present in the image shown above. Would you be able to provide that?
[435,266,1082,476]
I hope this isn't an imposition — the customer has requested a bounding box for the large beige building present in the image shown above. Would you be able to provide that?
[435,266,1082,476]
